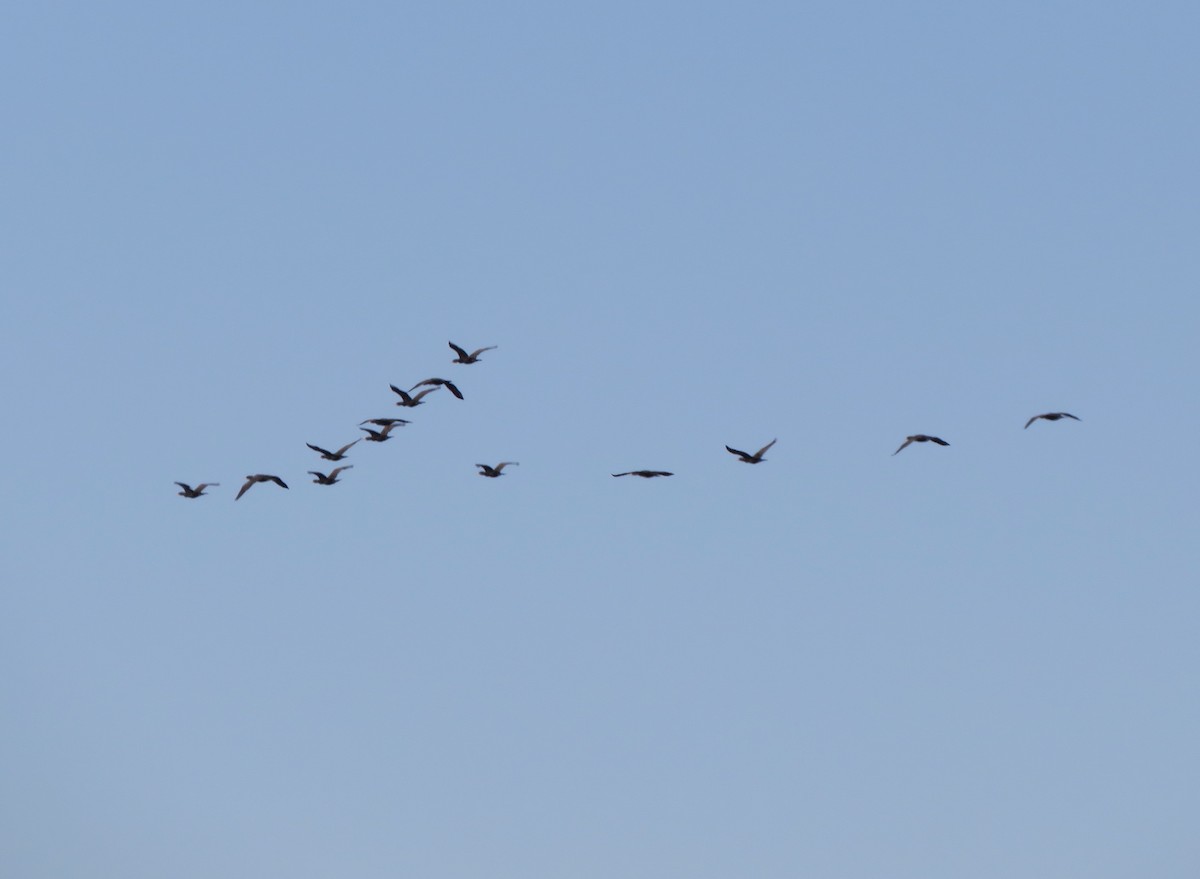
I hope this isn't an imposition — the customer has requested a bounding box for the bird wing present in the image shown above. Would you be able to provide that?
[389,385,413,402]
[195,483,218,491]
[268,476,288,489]
[892,439,913,455]
[409,378,441,390]
[307,443,333,457]
[754,438,777,458]
[1063,412,1081,421]
[448,341,469,360]
[335,440,361,455]
[495,462,518,472]
[174,482,192,491]
[235,478,255,500]
[330,466,353,478]
[1024,415,1039,429]
[444,381,464,399]
[612,472,631,477]
[469,346,497,359]
[725,445,750,459]
[930,437,949,446]
[412,387,440,402]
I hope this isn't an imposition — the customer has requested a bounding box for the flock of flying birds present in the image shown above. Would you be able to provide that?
[174,341,1082,500]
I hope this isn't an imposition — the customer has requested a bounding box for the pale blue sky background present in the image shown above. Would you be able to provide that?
[3,2,1199,877]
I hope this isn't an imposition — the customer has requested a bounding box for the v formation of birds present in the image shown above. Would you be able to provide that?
[174,341,1080,499]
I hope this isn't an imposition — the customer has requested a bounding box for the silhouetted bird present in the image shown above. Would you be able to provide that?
[1024,412,1081,429]
[360,423,403,442]
[175,482,219,498]
[612,470,674,478]
[449,341,497,364]
[359,418,410,428]
[390,385,440,407]
[306,439,360,461]
[726,438,777,464]
[235,474,289,500]
[309,466,354,485]
[893,435,950,456]
[476,462,518,478]
[410,378,464,400]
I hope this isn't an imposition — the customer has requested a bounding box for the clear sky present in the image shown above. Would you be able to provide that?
[4,2,1199,877]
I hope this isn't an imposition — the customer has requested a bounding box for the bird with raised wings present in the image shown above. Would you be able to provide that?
[360,422,404,442]
[726,438,776,464]
[175,482,219,498]
[1024,412,1081,429]
[449,341,497,364]
[306,439,360,461]
[612,470,674,478]
[476,462,518,478]
[410,378,464,400]
[892,435,950,456]
[235,474,289,500]
[390,385,440,407]
[309,466,354,485]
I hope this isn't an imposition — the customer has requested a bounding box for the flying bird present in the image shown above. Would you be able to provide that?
[390,385,440,407]
[449,341,497,364]
[360,422,404,442]
[1024,412,1081,429]
[892,435,950,456]
[476,462,518,478]
[612,470,674,478]
[359,418,410,428]
[410,378,464,400]
[175,482,219,498]
[306,439,360,461]
[235,474,289,500]
[309,466,354,485]
[726,438,777,464]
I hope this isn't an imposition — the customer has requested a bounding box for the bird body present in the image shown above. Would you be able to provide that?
[175,482,219,498]
[306,439,360,461]
[726,438,776,464]
[449,342,497,364]
[476,462,518,478]
[893,435,950,455]
[613,470,674,478]
[309,466,354,485]
[235,474,289,500]
[1025,412,1081,429]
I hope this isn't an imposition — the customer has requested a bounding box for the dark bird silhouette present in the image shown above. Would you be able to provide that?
[1025,412,1081,429]
[360,422,404,442]
[235,474,289,500]
[613,470,674,478]
[309,466,354,485]
[390,385,440,407]
[175,482,219,498]
[359,418,410,428]
[449,341,497,364]
[410,378,464,400]
[893,435,950,455]
[306,439,360,461]
[726,438,777,464]
[476,462,518,478]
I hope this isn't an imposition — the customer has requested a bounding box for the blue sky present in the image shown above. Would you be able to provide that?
[4,2,1200,876]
